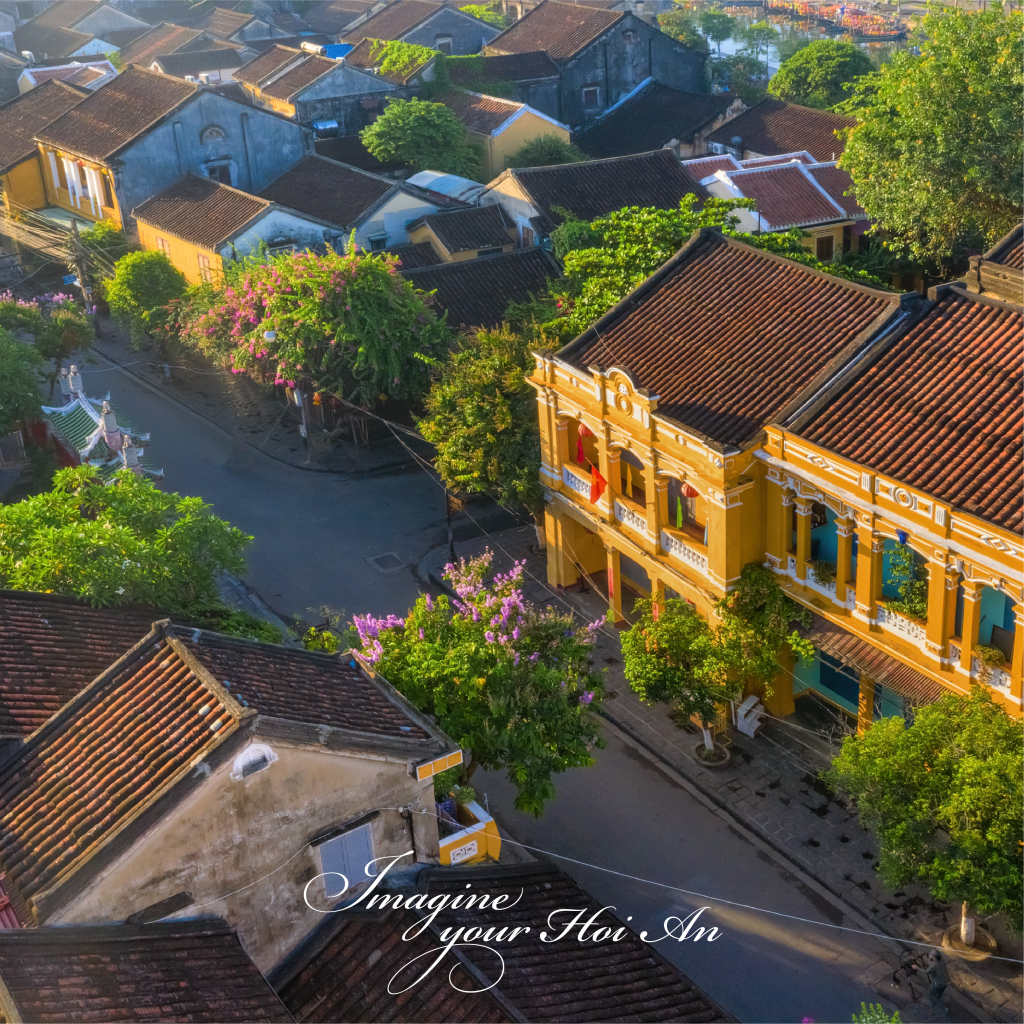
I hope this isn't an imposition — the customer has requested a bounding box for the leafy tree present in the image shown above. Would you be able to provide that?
[0,465,250,611]
[708,53,770,105]
[852,1006,901,1024]
[351,551,606,815]
[419,327,543,515]
[459,4,510,29]
[361,98,479,177]
[106,250,186,347]
[699,7,735,56]
[622,565,812,753]
[825,685,1023,939]
[78,218,130,257]
[505,133,587,169]
[837,8,1023,271]
[884,542,929,620]
[0,328,43,436]
[176,247,450,408]
[658,9,708,54]
[740,19,778,64]
[549,214,601,260]
[184,606,283,644]
[768,39,873,110]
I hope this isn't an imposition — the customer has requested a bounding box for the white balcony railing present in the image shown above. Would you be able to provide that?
[971,656,1012,696]
[614,498,647,534]
[876,604,927,645]
[562,464,591,500]
[661,529,709,574]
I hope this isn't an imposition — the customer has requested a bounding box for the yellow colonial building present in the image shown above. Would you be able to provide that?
[532,227,1023,726]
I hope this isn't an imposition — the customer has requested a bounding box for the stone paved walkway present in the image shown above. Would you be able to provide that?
[426,525,1023,1024]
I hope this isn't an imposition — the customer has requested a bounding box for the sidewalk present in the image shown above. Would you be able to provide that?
[425,525,1023,1024]
[88,317,419,475]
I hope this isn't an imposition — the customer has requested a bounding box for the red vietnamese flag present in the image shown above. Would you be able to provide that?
[589,466,607,505]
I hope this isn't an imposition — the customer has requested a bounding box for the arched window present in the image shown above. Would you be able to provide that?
[569,420,598,469]
[201,124,226,144]
[231,743,277,780]
[667,476,701,533]
[618,449,645,506]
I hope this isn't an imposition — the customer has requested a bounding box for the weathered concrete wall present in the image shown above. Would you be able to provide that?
[513,78,560,121]
[399,9,500,56]
[55,739,440,972]
[292,66,394,130]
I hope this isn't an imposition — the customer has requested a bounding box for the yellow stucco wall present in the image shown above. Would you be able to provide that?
[137,218,224,287]
[475,110,570,182]
[1,155,48,212]
[407,221,514,262]
[37,146,122,227]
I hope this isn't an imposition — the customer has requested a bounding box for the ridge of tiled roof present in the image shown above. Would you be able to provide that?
[576,81,734,159]
[681,153,741,180]
[559,227,903,448]
[275,862,729,1023]
[259,154,395,229]
[29,0,101,29]
[795,285,1024,534]
[0,621,253,919]
[502,148,709,233]
[235,43,303,86]
[339,0,443,43]
[704,98,856,163]
[0,79,87,175]
[984,222,1023,270]
[805,162,864,219]
[447,50,559,87]
[133,174,270,250]
[151,47,245,77]
[342,37,434,85]
[187,4,257,38]
[13,22,94,59]
[412,204,510,252]
[438,88,523,135]
[0,919,293,1022]
[719,163,848,229]
[405,246,560,329]
[260,54,339,101]
[485,0,624,63]
[739,150,814,167]
[34,64,198,162]
[117,23,206,65]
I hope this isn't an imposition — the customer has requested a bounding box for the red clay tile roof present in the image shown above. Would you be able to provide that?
[0,920,293,1023]
[561,228,900,446]
[22,60,113,87]
[385,240,442,268]
[438,88,522,135]
[681,154,741,179]
[0,624,249,914]
[406,246,559,329]
[342,37,434,85]
[502,148,708,233]
[486,0,623,63]
[413,204,510,252]
[117,23,206,65]
[447,50,559,88]
[28,0,102,29]
[805,162,863,218]
[0,80,87,175]
[315,133,405,173]
[722,164,847,229]
[187,5,257,39]
[704,98,855,162]
[797,287,1024,533]
[577,82,734,159]
[340,0,445,42]
[0,590,156,738]
[739,151,814,167]
[151,48,245,77]
[133,174,270,249]
[13,22,94,59]
[260,54,339,101]
[35,65,198,162]
[235,43,303,86]
[172,627,432,738]
[984,223,1023,270]
[260,154,394,228]
[303,0,379,36]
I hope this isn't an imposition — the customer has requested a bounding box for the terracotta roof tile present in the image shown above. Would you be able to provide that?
[151,48,245,77]
[340,1,444,42]
[486,1,623,63]
[385,240,442,268]
[188,5,256,39]
[805,162,864,218]
[260,54,339,101]
[117,23,206,65]
[447,50,559,88]
[984,223,1023,270]
[23,60,113,87]
[505,148,709,233]
[35,65,198,162]
[705,98,855,162]
[577,82,734,159]
[0,80,87,175]
[438,88,522,135]
[315,133,405,173]
[0,627,247,911]
[413,204,510,252]
[561,229,899,446]
[133,174,270,249]
[259,154,394,229]
[303,0,379,36]
[0,591,156,738]
[0,920,293,1022]
[799,287,1023,533]
[13,23,94,59]
[721,164,847,229]
[342,37,434,85]
[406,246,559,328]
[235,43,303,86]
[681,154,741,179]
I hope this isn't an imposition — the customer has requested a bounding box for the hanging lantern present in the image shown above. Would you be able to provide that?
[578,423,594,438]
[312,392,322,406]
[896,530,909,545]
[682,484,699,499]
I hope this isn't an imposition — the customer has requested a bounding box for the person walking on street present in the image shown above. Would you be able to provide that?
[913,950,950,1016]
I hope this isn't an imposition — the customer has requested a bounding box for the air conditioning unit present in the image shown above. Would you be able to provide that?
[198,72,210,84]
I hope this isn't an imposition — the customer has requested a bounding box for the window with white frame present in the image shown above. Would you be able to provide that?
[318,823,376,896]
[231,743,278,780]
[197,253,213,283]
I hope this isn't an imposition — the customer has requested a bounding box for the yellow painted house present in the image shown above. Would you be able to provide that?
[532,227,1023,727]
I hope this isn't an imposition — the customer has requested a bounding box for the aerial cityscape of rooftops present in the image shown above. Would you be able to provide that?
[0,1,1020,1022]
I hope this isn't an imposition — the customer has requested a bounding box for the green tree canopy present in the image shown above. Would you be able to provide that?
[657,9,708,53]
[825,685,1023,930]
[768,39,873,109]
[740,19,778,63]
[837,7,1023,270]
[0,465,250,611]
[709,52,770,105]
[106,249,186,347]
[351,551,606,815]
[361,98,479,177]
[418,327,544,513]
[505,133,587,169]
[0,328,43,436]
[459,4,509,29]
[699,8,735,55]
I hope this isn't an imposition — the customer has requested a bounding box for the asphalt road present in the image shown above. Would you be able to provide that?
[478,725,891,1024]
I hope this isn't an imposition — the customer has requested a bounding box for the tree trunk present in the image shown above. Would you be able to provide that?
[533,509,546,551]
[701,724,714,753]
[960,901,976,946]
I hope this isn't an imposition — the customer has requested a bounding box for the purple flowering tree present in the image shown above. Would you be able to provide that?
[351,550,606,815]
